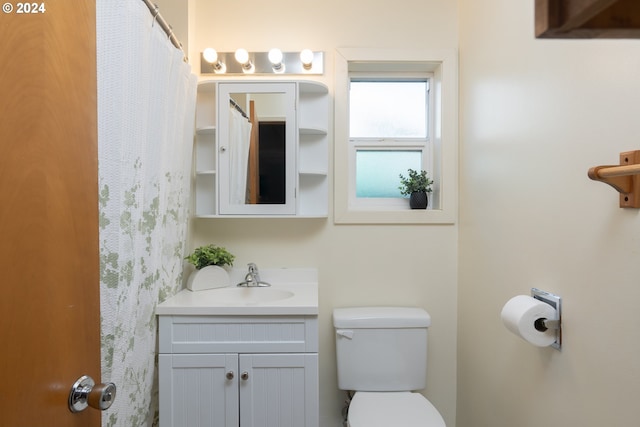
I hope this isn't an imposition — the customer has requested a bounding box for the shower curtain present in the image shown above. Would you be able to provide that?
[96,1,197,426]
[229,106,253,204]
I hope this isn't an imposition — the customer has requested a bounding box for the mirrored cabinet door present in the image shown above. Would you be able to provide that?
[218,82,296,215]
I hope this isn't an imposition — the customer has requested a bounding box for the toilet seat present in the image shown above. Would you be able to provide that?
[348,392,446,427]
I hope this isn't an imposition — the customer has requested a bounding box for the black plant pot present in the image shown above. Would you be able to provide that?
[409,191,428,209]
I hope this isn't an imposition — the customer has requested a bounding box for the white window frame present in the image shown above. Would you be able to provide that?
[348,75,432,209]
[334,48,458,224]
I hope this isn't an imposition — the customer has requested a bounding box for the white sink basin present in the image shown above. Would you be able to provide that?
[210,287,294,304]
[156,268,318,315]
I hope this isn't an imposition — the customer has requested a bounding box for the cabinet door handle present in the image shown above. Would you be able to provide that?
[241,371,249,381]
[226,371,234,380]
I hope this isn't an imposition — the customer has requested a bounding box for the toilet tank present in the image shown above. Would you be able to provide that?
[333,307,431,392]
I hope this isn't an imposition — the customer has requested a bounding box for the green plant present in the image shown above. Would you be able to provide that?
[185,244,235,270]
[398,169,433,195]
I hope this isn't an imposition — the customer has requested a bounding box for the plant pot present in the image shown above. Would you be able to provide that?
[409,191,428,209]
[186,265,230,291]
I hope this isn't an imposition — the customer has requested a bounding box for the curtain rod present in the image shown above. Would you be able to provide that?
[140,0,187,62]
[229,99,248,119]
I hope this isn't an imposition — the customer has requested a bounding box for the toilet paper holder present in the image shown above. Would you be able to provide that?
[531,288,562,350]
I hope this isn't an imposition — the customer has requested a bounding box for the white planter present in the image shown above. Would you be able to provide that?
[186,265,231,291]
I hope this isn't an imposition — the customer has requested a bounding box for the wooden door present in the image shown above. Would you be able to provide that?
[0,1,101,426]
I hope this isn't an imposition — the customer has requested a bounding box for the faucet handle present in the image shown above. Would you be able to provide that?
[241,262,268,287]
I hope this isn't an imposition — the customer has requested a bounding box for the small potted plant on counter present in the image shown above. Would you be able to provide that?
[399,168,433,209]
[184,244,235,291]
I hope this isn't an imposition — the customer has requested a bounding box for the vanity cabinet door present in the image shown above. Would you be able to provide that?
[159,353,239,427]
[239,353,319,427]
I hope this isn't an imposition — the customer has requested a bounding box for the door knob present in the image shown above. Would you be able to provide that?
[241,371,249,380]
[226,371,235,380]
[68,375,117,413]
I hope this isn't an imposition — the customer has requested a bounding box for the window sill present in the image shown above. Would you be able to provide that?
[334,207,455,225]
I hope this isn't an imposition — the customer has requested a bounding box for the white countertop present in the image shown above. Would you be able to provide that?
[156,267,318,316]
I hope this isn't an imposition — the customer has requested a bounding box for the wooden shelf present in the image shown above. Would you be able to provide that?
[588,150,640,207]
[536,0,640,38]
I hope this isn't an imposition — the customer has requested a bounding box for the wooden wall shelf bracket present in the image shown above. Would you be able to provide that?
[588,150,640,208]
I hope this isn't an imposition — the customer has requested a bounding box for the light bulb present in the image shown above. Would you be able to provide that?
[202,48,225,73]
[268,48,283,65]
[234,49,254,73]
[268,48,284,72]
[203,48,218,64]
[235,48,250,65]
[300,49,314,69]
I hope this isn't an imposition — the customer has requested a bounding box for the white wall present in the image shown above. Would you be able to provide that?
[458,1,640,426]
[186,0,459,426]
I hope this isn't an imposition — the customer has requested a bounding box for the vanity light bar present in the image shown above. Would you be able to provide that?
[200,50,324,75]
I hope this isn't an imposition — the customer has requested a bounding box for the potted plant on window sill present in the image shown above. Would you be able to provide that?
[184,244,235,291]
[399,169,433,209]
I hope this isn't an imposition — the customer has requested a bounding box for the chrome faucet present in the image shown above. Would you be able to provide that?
[237,263,270,287]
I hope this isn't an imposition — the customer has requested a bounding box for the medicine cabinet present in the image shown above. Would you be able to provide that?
[194,80,329,218]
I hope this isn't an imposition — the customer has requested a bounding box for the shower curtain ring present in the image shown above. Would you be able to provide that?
[152,4,160,26]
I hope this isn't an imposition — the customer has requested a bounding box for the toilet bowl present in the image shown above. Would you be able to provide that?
[333,307,446,426]
[348,392,445,427]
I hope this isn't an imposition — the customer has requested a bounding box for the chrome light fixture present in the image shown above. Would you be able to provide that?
[200,49,324,75]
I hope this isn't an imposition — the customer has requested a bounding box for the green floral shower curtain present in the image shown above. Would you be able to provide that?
[97,1,196,425]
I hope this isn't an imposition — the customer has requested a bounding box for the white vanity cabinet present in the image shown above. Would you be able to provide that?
[158,315,319,427]
[193,80,329,218]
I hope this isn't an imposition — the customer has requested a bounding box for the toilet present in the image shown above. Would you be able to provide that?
[333,307,446,427]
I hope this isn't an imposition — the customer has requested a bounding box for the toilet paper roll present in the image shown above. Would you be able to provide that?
[501,295,557,347]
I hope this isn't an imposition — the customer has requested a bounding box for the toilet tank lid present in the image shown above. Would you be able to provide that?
[333,307,431,328]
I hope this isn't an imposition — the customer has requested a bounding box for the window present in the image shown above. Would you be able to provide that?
[356,150,422,198]
[334,48,458,224]
[350,81,428,138]
[349,79,431,205]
